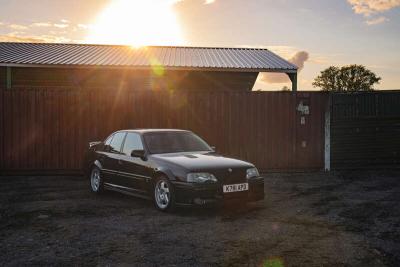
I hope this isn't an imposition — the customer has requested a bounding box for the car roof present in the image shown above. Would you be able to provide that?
[117,129,190,134]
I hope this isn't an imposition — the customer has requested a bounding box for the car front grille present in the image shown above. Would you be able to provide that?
[213,168,247,184]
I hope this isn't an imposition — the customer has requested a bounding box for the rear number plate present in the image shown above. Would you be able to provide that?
[223,183,248,193]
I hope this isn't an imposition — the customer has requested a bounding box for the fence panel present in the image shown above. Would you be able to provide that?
[331,92,400,169]
[0,88,328,173]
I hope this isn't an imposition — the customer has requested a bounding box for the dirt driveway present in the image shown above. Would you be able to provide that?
[1,171,399,266]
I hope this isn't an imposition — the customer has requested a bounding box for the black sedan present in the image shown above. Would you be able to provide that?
[84,129,264,211]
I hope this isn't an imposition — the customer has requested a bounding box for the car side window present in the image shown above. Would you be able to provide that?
[122,133,144,156]
[109,132,126,153]
[105,135,113,145]
[103,134,114,151]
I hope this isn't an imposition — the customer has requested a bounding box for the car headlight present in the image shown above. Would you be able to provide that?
[187,173,217,183]
[246,167,259,179]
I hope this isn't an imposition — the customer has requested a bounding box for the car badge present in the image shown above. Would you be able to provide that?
[228,168,233,173]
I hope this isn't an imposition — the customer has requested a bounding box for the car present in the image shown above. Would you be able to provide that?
[84,129,264,211]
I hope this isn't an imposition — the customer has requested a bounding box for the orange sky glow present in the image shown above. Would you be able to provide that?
[0,0,399,90]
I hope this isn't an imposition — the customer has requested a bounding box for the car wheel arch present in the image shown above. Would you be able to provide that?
[91,160,103,171]
[152,168,176,183]
[92,159,103,170]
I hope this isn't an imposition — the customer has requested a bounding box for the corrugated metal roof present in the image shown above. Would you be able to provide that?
[0,42,297,72]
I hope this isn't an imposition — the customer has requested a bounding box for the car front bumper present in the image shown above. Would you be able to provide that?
[171,177,265,205]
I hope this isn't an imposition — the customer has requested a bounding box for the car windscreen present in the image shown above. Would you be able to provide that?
[143,131,212,154]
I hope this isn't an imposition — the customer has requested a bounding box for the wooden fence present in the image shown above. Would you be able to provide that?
[331,91,400,169]
[0,88,329,174]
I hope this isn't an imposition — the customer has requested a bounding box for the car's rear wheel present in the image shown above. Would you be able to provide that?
[90,166,103,193]
[154,177,175,211]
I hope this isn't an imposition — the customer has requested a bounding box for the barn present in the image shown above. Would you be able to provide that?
[0,42,298,91]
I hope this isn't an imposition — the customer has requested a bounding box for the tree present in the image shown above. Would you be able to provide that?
[312,64,381,92]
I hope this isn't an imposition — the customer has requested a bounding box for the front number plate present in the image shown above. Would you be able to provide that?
[223,183,249,193]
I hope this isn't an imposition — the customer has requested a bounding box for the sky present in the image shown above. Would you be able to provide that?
[0,0,399,90]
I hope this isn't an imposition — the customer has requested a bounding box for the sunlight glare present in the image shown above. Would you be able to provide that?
[86,0,184,47]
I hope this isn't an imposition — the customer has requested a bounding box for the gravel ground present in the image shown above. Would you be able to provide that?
[0,171,399,266]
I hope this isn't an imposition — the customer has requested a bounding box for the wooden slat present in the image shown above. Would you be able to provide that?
[331,92,400,169]
[0,88,330,173]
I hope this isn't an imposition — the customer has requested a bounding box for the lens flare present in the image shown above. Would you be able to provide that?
[263,257,284,267]
[150,58,165,76]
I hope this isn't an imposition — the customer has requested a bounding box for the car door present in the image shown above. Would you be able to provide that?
[100,131,126,185]
[119,132,152,195]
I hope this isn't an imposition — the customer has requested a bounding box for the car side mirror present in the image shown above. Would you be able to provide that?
[131,149,146,160]
[211,146,216,151]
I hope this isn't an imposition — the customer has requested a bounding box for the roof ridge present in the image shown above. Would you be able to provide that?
[0,42,270,51]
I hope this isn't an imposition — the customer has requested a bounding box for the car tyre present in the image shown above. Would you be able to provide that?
[153,176,175,212]
[90,166,104,194]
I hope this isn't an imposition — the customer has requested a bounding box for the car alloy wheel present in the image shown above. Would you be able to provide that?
[154,178,175,211]
[90,167,102,193]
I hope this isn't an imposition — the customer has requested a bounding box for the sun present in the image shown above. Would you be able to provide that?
[86,0,184,47]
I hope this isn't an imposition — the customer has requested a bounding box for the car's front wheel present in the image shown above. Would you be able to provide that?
[154,177,175,211]
[90,166,103,193]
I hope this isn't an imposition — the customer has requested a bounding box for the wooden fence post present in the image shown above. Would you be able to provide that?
[324,94,331,171]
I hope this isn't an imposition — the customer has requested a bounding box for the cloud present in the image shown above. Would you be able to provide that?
[78,24,90,29]
[31,22,53,27]
[4,21,72,30]
[172,0,215,6]
[0,32,74,43]
[260,51,309,84]
[347,0,400,16]
[290,51,309,70]
[8,24,29,30]
[366,16,389,25]
[53,23,69,28]
[0,19,88,43]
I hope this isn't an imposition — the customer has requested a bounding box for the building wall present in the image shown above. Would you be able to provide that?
[160,71,258,91]
[10,67,152,89]
[2,67,258,91]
